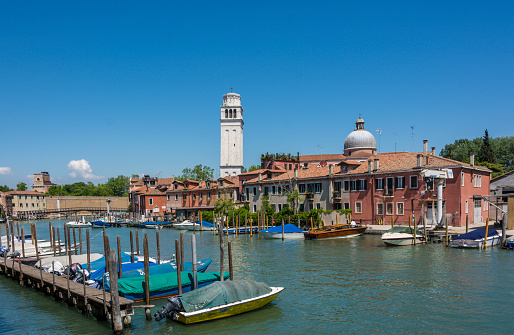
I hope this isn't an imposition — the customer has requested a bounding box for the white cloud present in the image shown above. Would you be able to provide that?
[67,159,103,180]
[0,167,12,175]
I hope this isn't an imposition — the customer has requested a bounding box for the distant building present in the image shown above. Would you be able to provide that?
[490,170,514,222]
[6,191,46,220]
[220,92,244,177]
[31,172,57,193]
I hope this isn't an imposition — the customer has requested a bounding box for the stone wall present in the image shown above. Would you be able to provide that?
[46,196,129,211]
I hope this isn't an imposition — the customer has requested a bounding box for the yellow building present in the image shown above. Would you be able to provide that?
[7,191,46,219]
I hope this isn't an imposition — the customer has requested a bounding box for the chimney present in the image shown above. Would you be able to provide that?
[294,169,298,179]
[258,173,262,182]
[423,140,428,156]
[417,154,422,168]
[374,158,379,171]
[431,147,436,155]
[329,164,333,177]
[368,160,372,173]
[470,154,475,166]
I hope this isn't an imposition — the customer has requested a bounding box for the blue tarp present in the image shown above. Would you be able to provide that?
[453,228,498,240]
[83,253,133,272]
[195,220,214,227]
[89,261,158,281]
[120,258,212,279]
[259,223,305,233]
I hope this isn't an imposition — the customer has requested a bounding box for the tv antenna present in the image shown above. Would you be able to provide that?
[376,128,382,153]
[156,171,162,178]
[316,144,325,161]
[410,126,415,152]
[393,132,397,153]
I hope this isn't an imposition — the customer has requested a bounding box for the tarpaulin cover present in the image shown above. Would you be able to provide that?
[105,271,229,295]
[89,261,158,281]
[453,228,498,240]
[179,280,272,313]
[118,258,212,279]
[83,252,133,272]
[195,221,214,227]
[259,224,305,233]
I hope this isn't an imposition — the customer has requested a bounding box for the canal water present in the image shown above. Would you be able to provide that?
[1,219,513,334]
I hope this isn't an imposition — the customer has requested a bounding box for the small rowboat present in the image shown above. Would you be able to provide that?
[155,280,284,324]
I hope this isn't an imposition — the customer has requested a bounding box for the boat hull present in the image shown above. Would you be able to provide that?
[173,287,284,324]
[304,226,367,240]
[65,222,92,228]
[258,232,305,239]
[450,234,502,248]
[184,224,215,231]
[381,233,426,246]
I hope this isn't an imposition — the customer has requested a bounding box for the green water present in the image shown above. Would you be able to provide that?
[1,219,513,334]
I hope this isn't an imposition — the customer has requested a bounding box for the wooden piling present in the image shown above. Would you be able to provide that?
[117,236,122,279]
[86,229,90,274]
[466,215,469,233]
[143,234,150,306]
[108,250,123,332]
[10,223,15,252]
[52,227,56,256]
[48,222,52,250]
[135,229,139,256]
[191,234,198,289]
[67,227,72,267]
[219,215,224,282]
[5,222,9,249]
[483,218,489,250]
[103,233,110,271]
[445,217,449,247]
[57,228,62,256]
[79,228,82,254]
[228,241,233,281]
[34,225,39,262]
[175,239,182,295]
[73,228,77,255]
[16,223,20,241]
[180,232,184,271]
[130,230,134,263]
[409,215,412,228]
[310,217,313,231]
[21,227,25,259]
[156,231,160,264]
[282,218,285,240]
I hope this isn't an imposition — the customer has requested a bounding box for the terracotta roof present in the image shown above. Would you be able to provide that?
[238,168,285,176]
[300,154,345,162]
[130,177,174,186]
[6,191,46,196]
[245,165,340,184]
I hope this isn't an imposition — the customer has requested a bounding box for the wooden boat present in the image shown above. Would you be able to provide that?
[450,228,502,248]
[155,280,284,324]
[381,226,426,246]
[303,224,367,240]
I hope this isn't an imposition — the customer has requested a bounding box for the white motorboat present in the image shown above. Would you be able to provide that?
[258,224,306,239]
[381,226,426,246]
[65,221,92,228]
[173,220,195,230]
[450,228,502,248]
[183,221,216,231]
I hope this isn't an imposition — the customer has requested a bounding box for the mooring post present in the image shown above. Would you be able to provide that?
[6,221,10,249]
[180,232,184,271]
[16,223,20,241]
[191,234,198,289]
[10,223,15,252]
[143,234,151,319]
[228,241,233,281]
[445,217,449,247]
[483,218,490,250]
[63,224,67,256]
[156,231,160,264]
[117,236,122,279]
[52,261,56,294]
[34,224,39,262]
[219,214,224,282]
[282,218,285,240]
[502,213,507,245]
[86,229,90,274]
[135,229,139,256]
[175,239,182,295]
[48,222,52,249]
[0,224,3,249]
[79,228,82,254]
[67,227,72,267]
[57,228,61,256]
[21,227,25,259]
[466,215,469,233]
[108,250,123,331]
[52,227,56,256]
[130,230,134,263]
[73,228,77,255]
[103,233,110,271]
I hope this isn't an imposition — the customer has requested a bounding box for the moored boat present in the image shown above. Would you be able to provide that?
[173,220,195,230]
[381,226,426,246]
[154,280,284,324]
[65,221,92,228]
[258,224,306,239]
[303,224,367,240]
[450,228,502,248]
[183,221,216,231]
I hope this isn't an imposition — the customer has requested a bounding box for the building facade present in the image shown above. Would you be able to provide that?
[31,172,57,193]
[6,191,47,219]
[220,92,244,177]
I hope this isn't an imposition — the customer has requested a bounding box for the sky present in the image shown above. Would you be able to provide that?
[0,1,513,188]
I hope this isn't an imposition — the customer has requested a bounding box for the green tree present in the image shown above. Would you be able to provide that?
[176,165,214,181]
[479,129,496,163]
[16,182,27,191]
[242,164,261,173]
[259,195,274,217]
[0,185,13,192]
[105,175,130,197]
[213,199,235,215]
[286,190,304,214]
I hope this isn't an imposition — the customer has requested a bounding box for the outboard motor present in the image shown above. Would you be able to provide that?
[154,296,185,321]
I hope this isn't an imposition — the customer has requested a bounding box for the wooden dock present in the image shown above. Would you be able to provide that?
[0,257,133,322]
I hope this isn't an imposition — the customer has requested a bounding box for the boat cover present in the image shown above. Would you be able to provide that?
[84,253,133,272]
[386,226,424,235]
[453,228,498,240]
[179,279,272,313]
[106,258,212,280]
[259,224,305,233]
[105,271,229,295]
[89,261,157,281]
[194,221,214,227]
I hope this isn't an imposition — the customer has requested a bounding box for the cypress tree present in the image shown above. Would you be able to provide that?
[479,129,496,163]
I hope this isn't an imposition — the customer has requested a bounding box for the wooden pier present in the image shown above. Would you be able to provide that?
[0,257,133,323]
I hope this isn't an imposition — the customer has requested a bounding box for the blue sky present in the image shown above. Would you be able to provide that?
[1,1,513,188]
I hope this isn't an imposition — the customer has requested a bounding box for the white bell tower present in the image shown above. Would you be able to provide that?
[220,91,244,177]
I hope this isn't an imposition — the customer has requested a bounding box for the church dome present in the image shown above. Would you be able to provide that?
[344,117,377,156]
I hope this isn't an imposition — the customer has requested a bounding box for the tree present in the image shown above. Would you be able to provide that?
[176,164,214,181]
[286,190,304,214]
[16,182,27,191]
[243,165,261,173]
[479,129,496,163]
[213,199,235,215]
[105,175,130,197]
[259,195,275,217]
[0,185,13,192]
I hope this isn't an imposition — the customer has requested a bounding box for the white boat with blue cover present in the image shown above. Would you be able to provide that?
[183,221,216,231]
[450,228,502,248]
[258,223,306,239]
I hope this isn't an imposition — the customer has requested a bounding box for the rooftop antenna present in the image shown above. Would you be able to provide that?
[410,126,415,152]
[376,128,382,153]
[316,144,325,162]
[156,171,162,178]
[230,87,233,92]
[393,132,397,153]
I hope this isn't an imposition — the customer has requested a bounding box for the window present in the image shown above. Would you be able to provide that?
[225,109,228,118]
[315,183,322,193]
[253,205,257,213]
[358,179,367,191]
[20,203,23,208]
[253,187,257,196]
[377,203,384,215]
[278,204,282,211]
[343,202,350,210]
[299,184,306,193]
[167,195,171,201]
[343,180,350,192]
[396,202,404,215]
[183,194,187,201]
[307,183,314,193]
[355,202,362,213]
[149,198,153,205]
[192,194,197,201]
[299,204,305,212]
[277,186,282,195]
[386,202,394,215]
[32,203,34,207]
[308,203,314,211]
[350,180,357,191]
[375,178,384,190]
[386,177,394,195]
[264,187,269,196]
[229,191,233,199]
[410,176,418,189]
[217,191,221,198]
[316,203,321,209]
[461,172,465,187]
[175,194,179,201]
[395,176,405,189]
[334,182,341,192]
[207,193,211,200]
[199,193,203,200]
[233,110,237,118]
[245,188,249,199]
[465,200,468,214]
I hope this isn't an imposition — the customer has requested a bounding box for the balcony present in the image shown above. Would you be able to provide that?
[305,192,314,200]
[332,191,341,199]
